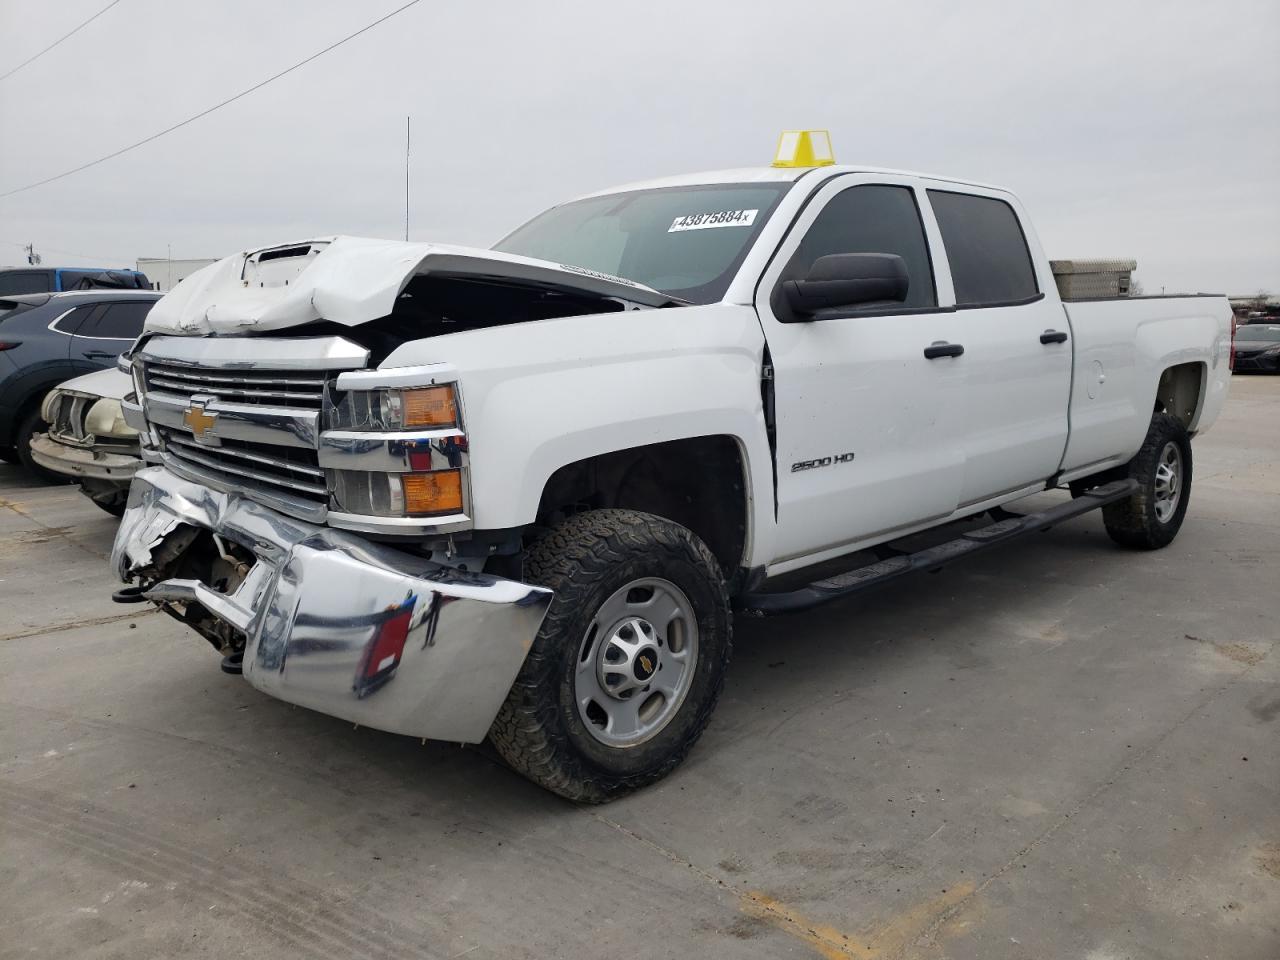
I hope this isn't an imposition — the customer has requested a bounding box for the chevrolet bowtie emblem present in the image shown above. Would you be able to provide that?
[183,402,218,440]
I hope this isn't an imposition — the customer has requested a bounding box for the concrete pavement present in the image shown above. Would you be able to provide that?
[1,376,1277,959]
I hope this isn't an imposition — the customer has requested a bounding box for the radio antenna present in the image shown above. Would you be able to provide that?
[404,115,410,241]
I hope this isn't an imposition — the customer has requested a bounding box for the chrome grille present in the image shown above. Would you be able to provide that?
[157,428,328,499]
[141,360,338,505]
[135,336,370,520]
[142,361,326,408]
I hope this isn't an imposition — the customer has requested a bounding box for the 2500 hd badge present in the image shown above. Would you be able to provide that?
[791,451,856,472]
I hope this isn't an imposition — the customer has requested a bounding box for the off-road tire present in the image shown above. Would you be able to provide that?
[1102,412,1191,550]
[14,409,66,485]
[85,486,128,517]
[488,509,732,803]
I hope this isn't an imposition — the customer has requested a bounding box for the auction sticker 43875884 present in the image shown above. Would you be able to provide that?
[668,209,758,232]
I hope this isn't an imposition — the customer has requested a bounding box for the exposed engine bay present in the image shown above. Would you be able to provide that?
[283,273,636,364]
[131,525,256,658]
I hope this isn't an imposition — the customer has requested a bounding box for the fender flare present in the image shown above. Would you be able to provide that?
[0,360,96,443]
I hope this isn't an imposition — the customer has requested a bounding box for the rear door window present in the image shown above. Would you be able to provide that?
[50,303,101,334]
[927,190,1039,306]
[77,301,151,339]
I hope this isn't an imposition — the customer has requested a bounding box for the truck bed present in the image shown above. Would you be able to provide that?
[1058,293,1233,478]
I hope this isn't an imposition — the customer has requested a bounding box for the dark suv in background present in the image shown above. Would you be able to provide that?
[0,266,152,295]
[0,290,160,480]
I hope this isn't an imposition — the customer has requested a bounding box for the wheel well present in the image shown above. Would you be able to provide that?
[6,390,49,448]
[3,371,73,448]
[535,436,749,579]
[1154,362,1205,431]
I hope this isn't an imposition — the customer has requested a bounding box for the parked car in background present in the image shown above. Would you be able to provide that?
[30,367,140,514]
[0,266,151,296]
[0,290,160,480]
[1232,324,1280,372]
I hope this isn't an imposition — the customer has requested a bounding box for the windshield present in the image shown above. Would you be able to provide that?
[494,183,793,304]
[1238,324,1280,342]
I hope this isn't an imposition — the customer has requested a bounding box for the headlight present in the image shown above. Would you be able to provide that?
[330,385,458,431]
[323,369,470,528]
[331,468,465,517]
[85,398,139,439]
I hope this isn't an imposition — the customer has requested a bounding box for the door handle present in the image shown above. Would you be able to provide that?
[1040,330,1069,344]
[923,342,964,359]
[84,350,118,360]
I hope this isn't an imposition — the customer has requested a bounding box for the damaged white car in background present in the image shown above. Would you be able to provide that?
[32,367,141,515]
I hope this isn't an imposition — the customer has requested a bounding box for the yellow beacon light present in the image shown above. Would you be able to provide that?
[771,130,835,168]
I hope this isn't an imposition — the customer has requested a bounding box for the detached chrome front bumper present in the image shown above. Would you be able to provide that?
[29,433,140,484]
[113,466,551,743]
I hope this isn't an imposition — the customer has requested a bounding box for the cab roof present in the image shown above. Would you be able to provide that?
[575,164,1009,201]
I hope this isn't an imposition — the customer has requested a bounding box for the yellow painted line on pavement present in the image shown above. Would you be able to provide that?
[740,882,976,959]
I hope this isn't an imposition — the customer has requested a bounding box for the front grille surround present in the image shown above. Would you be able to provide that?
[132,335,472,534]
[141,360,338,507]
[46,391,135,448]
[134,335,369,516]
[48,392,93,444]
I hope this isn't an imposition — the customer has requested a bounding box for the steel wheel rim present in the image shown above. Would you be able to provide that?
[1153,441,1183,523]
[574,577,699,748]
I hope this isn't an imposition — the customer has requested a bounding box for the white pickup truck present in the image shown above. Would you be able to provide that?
[112,133,1234,800]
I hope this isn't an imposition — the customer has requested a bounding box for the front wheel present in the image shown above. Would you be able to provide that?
[1103,412,1192,550]
[488,509,732,802]
[82,482,128,517]
[15,409,68,485]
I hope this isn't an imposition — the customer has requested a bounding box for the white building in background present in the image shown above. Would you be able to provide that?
[136,257,218,292]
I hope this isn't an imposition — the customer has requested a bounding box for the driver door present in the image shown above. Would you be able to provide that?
[756,176,966,566]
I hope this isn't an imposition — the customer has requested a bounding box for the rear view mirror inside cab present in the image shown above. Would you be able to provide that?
[780,253,909,320]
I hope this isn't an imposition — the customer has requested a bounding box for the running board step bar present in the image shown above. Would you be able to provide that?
[738,479,1139,616]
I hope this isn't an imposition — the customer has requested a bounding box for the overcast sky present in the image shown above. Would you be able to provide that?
[1,0,1276,294]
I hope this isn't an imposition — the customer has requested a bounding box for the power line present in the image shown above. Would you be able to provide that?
[0,0,424,199]
[0,0,123,83]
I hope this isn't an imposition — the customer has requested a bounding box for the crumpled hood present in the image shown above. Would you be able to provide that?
[144,236,671,335]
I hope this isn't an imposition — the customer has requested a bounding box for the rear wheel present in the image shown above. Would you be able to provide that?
[1103,412,1191,550]
[488,509,732,802]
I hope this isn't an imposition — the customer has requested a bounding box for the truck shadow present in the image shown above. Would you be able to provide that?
[189,513,1133,816]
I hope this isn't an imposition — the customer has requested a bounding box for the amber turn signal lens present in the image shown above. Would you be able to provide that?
[400,385,457,428]
[400,469,463,516]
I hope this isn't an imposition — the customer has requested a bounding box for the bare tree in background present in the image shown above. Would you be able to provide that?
[1129,278,1144,297]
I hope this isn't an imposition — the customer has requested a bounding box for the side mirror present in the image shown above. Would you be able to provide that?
[782,253,909,318]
